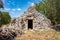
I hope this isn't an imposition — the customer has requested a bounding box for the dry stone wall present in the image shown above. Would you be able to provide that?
[14,6,52,30]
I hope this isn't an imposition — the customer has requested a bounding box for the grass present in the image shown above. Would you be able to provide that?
[15,29,60,40]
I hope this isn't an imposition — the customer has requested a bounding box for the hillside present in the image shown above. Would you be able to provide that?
[15,29,60,40]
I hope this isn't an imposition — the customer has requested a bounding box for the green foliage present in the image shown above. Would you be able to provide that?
[35,0,60,25]
[0,11,11,27]
[0,0,4,8]
[0,5,4,8]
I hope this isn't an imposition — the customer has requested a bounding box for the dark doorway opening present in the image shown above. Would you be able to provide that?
[28,20,33,29]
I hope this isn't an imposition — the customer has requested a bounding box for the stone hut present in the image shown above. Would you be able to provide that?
[15,6,51,30]
[8,6,51,31]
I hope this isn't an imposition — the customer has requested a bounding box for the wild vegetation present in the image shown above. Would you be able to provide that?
[15,29,60,40]
[35,0,60,25]
[0,11,11,27]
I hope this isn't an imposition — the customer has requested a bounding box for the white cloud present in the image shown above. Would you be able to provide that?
[11,12,15,14]
[12,8,21,11]
[31,3,35,6]
[17,8,21,11]
[4,8,21,11]
[12,9,16,11]
[28,2,35,6]
[4,8,10,11]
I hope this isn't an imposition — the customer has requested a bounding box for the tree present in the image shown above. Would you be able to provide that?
[0,0,4,9]
[0,11,3,27]
[35,0,60,25]
[0,11,11,27]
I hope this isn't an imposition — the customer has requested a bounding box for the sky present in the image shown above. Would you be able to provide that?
[0,0,42,18]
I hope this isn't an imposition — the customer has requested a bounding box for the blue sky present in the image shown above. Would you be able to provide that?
[0,0,42,18]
